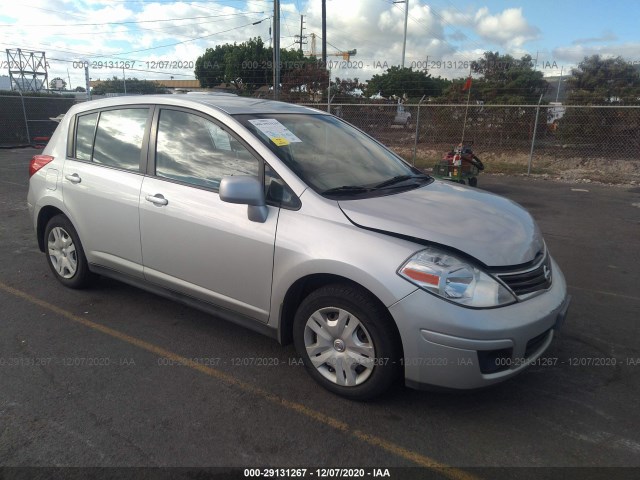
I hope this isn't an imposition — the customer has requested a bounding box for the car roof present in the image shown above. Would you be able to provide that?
[74,93,326,116]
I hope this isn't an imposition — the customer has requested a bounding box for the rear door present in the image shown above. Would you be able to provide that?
[62,107,152,278]
[139,107,278,322]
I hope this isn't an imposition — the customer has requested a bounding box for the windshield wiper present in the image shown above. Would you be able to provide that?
[373,174,430,189]
[321,185,372,195]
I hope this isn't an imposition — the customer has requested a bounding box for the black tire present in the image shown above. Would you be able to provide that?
[468,177,478,187]
[458,179,466,184]
[44,215,94,289]
[472,156,484,171]
[293,284,402,400]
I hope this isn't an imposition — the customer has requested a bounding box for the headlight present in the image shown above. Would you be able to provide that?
[398,247,516,308]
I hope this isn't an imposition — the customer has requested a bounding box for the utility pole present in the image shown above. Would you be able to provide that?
[84,62,91,100]
[555,65,564,102]
[321,0,327,66]
[273,0,280,100]
[294,15,306,53]
[122,67,127,94]
[393,0,409,67]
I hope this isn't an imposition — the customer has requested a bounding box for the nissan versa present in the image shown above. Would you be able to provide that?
[27,94,570,400]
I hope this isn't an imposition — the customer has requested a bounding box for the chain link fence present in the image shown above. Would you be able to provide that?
[294,102,640,182]
[300,102,640,162]
[0,94,77,147]
[2,94,638,179]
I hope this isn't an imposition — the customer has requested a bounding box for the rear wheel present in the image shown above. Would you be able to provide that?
[44,215,93,289]
[468,177,478,187]
[293,284,402,400]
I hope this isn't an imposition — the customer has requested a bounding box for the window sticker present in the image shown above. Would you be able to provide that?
[248,119,302,146]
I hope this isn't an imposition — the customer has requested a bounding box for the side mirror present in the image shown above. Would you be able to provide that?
[219,175,268,223]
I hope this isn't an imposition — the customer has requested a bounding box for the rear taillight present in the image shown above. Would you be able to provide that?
[29,155,54,177]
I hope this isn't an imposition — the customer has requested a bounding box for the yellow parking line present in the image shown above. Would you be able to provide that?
[0,281,477,480]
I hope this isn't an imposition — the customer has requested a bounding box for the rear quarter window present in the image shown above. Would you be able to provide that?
[75,112,98,160]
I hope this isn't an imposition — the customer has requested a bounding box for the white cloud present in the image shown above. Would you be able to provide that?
[474,7,539,48]
[553,42,640,64]
[0,1,546,86]
[572,30,617,45]
[300,0,458,79]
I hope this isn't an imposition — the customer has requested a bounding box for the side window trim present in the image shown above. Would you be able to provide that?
[66,114,75,158]
[88,111,99,161]
[146,106,161,176]
[139,106,155,174]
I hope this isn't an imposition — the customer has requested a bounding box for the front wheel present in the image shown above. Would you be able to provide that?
[293,284,402,400]
[44,215,94,289]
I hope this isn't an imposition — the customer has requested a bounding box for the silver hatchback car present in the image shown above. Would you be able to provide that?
[27,94,570,400]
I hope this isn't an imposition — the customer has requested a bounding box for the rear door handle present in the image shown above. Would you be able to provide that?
[145,194,168,206]
[65,173,81,184]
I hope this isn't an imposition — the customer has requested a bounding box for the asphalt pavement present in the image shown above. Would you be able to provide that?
[1,148,639,479]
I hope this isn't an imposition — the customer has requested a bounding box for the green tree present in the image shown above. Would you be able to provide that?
[281,62,330,102]
[439,52,547,104]
[194,37,317,94]
[559,55,640,154]
[364,66,448,99]
[432,53,548,149]
[49,77,67,90]
[194,43,234,88]
[565,55,640,105]
[91,77,166,95]
[329,77,365,102]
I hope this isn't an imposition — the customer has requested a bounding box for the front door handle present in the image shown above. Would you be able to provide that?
[65,173,81,184]
[145,194,168,206]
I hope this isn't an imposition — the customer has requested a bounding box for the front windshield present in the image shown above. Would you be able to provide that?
[235,113,429,197]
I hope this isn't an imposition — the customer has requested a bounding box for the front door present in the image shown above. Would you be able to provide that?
[139,108,278,322]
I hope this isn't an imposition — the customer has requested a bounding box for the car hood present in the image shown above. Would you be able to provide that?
[338,181,544,267]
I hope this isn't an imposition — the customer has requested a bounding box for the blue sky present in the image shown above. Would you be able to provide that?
[0,0,638,88]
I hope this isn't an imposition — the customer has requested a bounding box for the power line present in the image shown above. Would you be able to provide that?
[0,17,269,67]
[48,58,196,78]
[0,11,265,27]
[18,14,266,38]
[102,18,270,56]
[103,0,271,3]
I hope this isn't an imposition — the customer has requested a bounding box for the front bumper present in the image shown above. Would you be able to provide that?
[389,256,570,390]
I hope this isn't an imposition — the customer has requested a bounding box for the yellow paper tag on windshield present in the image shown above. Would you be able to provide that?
[271,137,290,146]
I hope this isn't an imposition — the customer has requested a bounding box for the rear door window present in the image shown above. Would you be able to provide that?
[91,108,149,172]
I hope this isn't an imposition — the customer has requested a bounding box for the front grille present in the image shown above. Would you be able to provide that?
[496,252,552,298]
